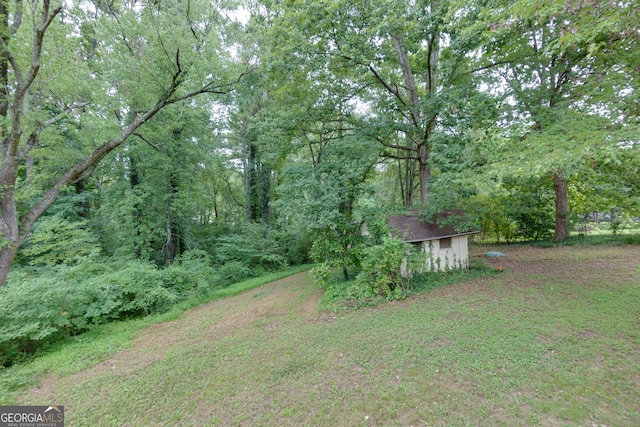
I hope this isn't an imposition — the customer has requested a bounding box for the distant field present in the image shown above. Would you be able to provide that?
[13,245,640,426]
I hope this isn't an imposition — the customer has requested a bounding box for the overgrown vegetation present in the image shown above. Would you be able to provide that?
[321,258,499,311]
[318,232,500,311]
[468,189,640,244]
[0,264,310,402]
[0,1,638,416]
[1,224,311,367]
[6,245,638,426]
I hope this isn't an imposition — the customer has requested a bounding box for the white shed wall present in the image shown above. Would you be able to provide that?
[422,235,469,271]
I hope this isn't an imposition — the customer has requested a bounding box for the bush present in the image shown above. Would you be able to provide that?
[217,261,254,286]
[101,262,176,317]
[165,250,219,295]
[355,237,414,300]
[0,253,222,367]
[17,215,101,266]
[466,194,516,243]
[0,268,118,366]
[215,224,289,272]
[310,263,332,289]
[502,176,555,241]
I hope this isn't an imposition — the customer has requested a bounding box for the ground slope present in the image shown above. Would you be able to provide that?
[20,245,640,426]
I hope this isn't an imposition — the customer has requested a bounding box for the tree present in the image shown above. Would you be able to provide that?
[229,71,273,224]
[267,0,489,207]
[95,104,214,266]
[0,0,247,286]
[471,0,639,240]
[276,134,378,280]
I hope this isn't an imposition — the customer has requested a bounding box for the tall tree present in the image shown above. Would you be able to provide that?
[0,0,247,286]
[472,0,639,240]
[268,0,488,207]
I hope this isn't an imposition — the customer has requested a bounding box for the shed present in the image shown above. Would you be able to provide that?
[387,211,478,272]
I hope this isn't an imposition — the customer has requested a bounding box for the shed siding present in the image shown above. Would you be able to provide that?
[422,235,469,271]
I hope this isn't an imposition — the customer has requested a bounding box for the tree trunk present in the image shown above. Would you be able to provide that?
[552,170,570,241]
[0,193,18,287]
[418,144,431,205]
[259,163,271,224]
[403,157,414,208]
[129,156,143,259]
[244,142,258,222]
[244,141,271,223]
[0,0,14,286]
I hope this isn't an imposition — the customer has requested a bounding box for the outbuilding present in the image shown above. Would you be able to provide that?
[386,211,478,272]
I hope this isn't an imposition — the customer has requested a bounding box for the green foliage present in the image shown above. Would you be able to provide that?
[0,251,222,366]
[0,264,311,401]
[355,237,414,300]
[217,261,254,286]
[271,228,312,265]
[464,175,555,243]
[502,176,555,241]
[6,246,639,424]
[17,215,101,266]
[214,223,292,273]
[309,263,332,289]
[165,249,219,295]
[528,232,640,248]
[307,222,365,272]
[102,262,175,317]
[323,254,500,311]
[275,135,377,279]
[466,193,515,243]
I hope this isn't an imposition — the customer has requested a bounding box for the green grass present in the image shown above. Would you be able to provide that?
[6,247,640,425]
[0,264,311,405]
[530,232,640,247]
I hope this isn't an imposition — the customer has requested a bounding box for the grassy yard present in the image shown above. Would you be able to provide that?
[8,245,640,426]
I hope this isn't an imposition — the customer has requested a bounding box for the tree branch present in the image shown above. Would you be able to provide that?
[5,1,62,160]
[367,64,408,108]
[17,65,249,241]
[462,58,529,77]
[167,67,254,104]
[18,96,169,240]
[376,136,418,153]
[17,102,90,161]
[379,149,420,162]
[134,132,161,152]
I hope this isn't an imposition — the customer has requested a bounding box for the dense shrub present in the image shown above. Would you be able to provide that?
[1,220,305,367]
[502,176,555,241]
[464,177,555,243]
[355,237,415,300]
[217,261,254,286]
[0,251,221,367]
[215,224,290,272]
[16,215,101,266]
[466,194,516,243]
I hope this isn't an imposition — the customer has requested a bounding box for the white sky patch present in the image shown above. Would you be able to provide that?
[209,100,231,124]
[229,5,250,25]
[348,96,372,116]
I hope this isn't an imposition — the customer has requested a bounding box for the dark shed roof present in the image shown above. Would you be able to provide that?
[387,211,478,243]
